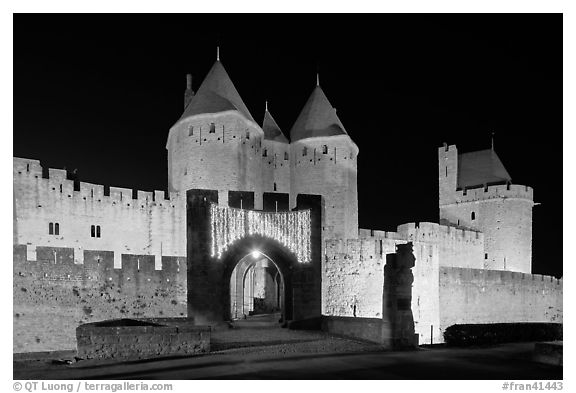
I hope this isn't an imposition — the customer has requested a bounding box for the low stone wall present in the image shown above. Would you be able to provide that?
[76,319,210,360]
[13,245,187,353]
[321,316,385,345]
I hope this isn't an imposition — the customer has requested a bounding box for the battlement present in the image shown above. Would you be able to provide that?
[359,222,485,269]
[13,244,187,353]
[450,183,534,204]
[14,245,185,277]
[438,143,457,154]
[13,157,186,211]
[358,228,405,240]
[440,266,562,286]
[48,168,67,181]
[13,157,42,177]
[396,222,483,243]
[360,222,483,244]
[325,236,409,264]
[437,144,533,204]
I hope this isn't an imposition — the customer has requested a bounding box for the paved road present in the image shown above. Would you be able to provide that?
[14,326,562,380]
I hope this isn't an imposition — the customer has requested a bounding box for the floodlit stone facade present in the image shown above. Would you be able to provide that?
[438,144,534,273]
[13,57,562,351]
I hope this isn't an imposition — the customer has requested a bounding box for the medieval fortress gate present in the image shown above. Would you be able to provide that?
[13,58,562,352]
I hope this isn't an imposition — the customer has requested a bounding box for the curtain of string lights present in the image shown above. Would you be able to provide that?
[210,203,311,263]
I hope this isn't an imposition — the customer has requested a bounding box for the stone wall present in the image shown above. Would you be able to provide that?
[324,238,385,318]
[439,267,563,333]
[290,135,359,242]
[167,112,265,208]
[324,230,562,345]
[252,264,279,314]
[440,197,533,272]
[13,157,186,269]
[13,245,187,353]
[438,144,534,273]
[167,113,360,255]
[321,316,385,344]
[324,237,441,344]
[76,320,209,360]
[396,222,485,269]
[261,139,291,196]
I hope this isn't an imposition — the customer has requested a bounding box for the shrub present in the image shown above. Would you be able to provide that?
[443,323,562,346]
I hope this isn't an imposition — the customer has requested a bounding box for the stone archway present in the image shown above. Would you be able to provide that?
[229,252,284,320]
[219,237,297,323]
[185,189,322,327]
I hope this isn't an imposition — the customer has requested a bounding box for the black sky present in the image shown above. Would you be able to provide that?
[13,14,563,277]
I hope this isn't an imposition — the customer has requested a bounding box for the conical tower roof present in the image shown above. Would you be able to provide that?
[457,149,512,189]
[290,85,347,142]
[180,60,255,123]
[262,107,288,143]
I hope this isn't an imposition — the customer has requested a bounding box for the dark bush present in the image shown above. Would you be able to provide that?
[444,323,562,346]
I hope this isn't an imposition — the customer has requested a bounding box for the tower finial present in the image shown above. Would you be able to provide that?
[265,100,268,112]
[316,72,320,86]
[217,46,220,61]
[491,131,495,150]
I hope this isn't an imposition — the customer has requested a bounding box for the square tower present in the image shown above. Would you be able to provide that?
[438,144,534,273]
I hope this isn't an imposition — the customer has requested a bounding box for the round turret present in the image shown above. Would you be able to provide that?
[289,84,359,240]
[438,144,534,273]
[166,61,264,206]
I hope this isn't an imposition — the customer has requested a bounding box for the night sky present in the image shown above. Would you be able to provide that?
[13,14,562,277]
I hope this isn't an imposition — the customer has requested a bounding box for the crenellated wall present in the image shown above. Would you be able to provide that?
[450,184,533,204]
[13,157,186,269]
[396,222,485,269]
[13,244,187,353]
[360,221,485,269]
[438,144,534,273]
[167,112,265,208]
[324,235,562,345]
[13,135,556,353]
[439,267,563,332]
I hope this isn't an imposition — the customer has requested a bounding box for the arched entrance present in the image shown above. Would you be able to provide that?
[186,189,322,327]
[220,236,297,323]
[229,251,285,321]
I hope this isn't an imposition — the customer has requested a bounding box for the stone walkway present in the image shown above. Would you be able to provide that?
[211,326,381,356]
[14,325,562,380]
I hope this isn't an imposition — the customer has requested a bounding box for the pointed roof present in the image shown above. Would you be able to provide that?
[457,149,512,189]
[290,86,347,142]
[262,108,288,143]
[180,60,255,123]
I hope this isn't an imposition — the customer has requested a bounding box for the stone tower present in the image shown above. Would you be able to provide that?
[166,59,265,207]
[261,104,291,196]
[289,80,359,241]
[438,144,534,273]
